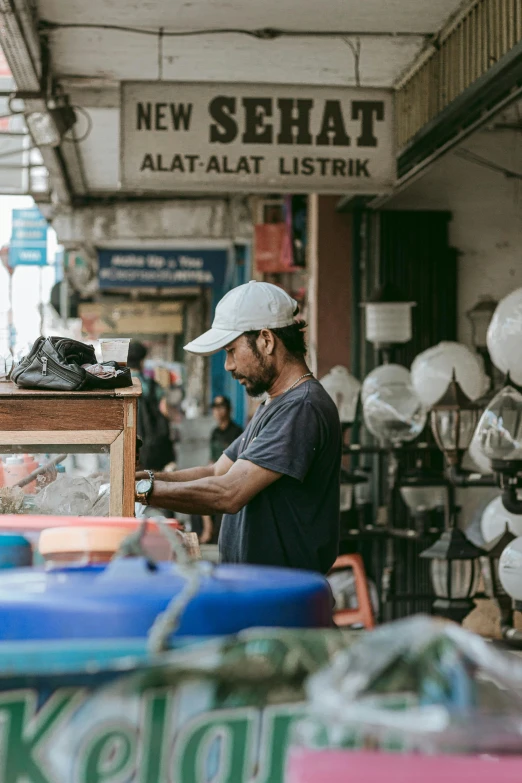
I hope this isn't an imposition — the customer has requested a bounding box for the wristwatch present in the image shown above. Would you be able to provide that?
[135,470,155,505]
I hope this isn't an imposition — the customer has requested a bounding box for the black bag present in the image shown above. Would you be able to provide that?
[11,336,133,392]
[136,375,175,470]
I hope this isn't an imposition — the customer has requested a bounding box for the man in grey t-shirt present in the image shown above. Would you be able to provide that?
[135,280,341,574]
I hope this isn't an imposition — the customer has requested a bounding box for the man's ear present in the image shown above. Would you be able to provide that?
[260,328,275,355]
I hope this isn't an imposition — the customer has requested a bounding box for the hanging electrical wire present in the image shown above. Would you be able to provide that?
[343,37,362,87]
[39,21,430,40]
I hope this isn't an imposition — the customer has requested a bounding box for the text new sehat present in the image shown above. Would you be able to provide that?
[184,280,299,356]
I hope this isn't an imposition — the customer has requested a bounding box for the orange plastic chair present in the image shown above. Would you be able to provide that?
[329,554,375,629]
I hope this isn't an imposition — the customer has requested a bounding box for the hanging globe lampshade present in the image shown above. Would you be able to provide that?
[411,341,488,409]
[320,366,361,425]
[361,364,411,405]
[487,288,522,386]
[363,384,427,447]
[480,494,522,548]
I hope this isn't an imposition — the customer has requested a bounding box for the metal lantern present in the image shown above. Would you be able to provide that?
[420,526,486,623]
[361,283,415,350]
[430,371,480,467]
[467,295,498,351]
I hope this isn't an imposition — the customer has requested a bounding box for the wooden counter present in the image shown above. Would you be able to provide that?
[0,378,141,516]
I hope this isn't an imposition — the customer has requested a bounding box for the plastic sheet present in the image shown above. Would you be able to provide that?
[294,616,522,755]
[33,475,103,517]
[361,364,411,405]
[363,385,426,446]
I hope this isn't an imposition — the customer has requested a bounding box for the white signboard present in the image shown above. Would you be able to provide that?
[120,82,395,194]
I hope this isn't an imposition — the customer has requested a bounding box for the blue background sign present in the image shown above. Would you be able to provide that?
[9,207,48,266]
[98,248,228,289]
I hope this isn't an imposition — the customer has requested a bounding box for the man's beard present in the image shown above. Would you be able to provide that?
[232,354,277,398]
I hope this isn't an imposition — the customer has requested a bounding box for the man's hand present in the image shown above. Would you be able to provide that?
[150,458,281,516]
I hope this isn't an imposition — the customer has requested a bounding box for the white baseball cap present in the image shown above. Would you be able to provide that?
[184,280,299,356]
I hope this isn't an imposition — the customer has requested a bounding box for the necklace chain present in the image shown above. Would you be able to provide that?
[283,371,314,394]
[266,372,313,403]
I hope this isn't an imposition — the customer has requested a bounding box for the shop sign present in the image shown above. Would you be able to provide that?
[97,247,228,289]
[79,300,184,338]
[120,81,395,194]
[9,208,48,266]
[0,686,304,783]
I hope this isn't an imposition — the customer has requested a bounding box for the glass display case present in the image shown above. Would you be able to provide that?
[0,379,141,518]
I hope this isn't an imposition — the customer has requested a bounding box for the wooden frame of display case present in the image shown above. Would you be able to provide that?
[0,379,141,517]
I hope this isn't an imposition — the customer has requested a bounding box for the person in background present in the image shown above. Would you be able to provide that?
[128,340,175,472]
[210,395,243,464]
[193,395,243,544]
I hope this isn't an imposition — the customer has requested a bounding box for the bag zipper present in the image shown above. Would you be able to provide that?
[40,354,82,383]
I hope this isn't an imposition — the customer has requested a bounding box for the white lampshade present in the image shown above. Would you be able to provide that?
[411,341,489,408]
[481,495,522,549]
[361,364,411,404]
[487,287,522,385]
[499,536,522,600]
[363,385,427,446]
[364,303,413,346]
[320,366,361,423]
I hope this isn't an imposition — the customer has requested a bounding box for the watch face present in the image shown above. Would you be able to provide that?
[136,479,152,495]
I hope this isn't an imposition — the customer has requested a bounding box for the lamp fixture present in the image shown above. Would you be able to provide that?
[320,366,361,426]
[361,283,415,354]
[430,371,480,467]
[420,521,485,623]
[467,295,498,351]
[399,460,449,533]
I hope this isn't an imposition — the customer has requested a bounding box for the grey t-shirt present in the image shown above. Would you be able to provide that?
[220,378,341,573]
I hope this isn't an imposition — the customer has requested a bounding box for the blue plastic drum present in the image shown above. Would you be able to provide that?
[0,558,332,642]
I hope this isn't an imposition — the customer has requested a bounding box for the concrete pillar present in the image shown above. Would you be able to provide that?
[308,195,353,380]
[184,289,212,415]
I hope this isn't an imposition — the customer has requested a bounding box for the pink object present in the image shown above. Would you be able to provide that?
[287,750,522,783]
[0,515,182,562]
